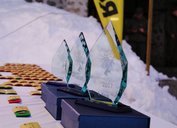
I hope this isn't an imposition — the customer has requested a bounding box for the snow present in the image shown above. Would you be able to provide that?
[0,0,177,126]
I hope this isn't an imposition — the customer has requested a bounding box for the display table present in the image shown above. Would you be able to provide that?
[0,79,176,128]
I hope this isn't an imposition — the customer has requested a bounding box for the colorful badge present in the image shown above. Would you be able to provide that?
[20,122,41,128]
[13,106,31,117]
[30,91,41,95]
[8,96,21,103]
[5,90,17,94]
[0,85,12,89]
[35,86,41,91]
[0,89,17,95]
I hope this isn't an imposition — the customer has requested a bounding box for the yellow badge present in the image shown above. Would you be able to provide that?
[20,122,41,128]
[0,89,5,94]
[0,89,16,94]
[0,85,12,89]
[35,86,41,91]
[8,96,21,101]
[13,106,29,113]
[5,90,17,94]
[30,91,41,95]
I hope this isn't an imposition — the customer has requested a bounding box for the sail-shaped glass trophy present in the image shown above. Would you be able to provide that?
[57,32,91,97]
[76,22,131,112]
[52,40,72,84]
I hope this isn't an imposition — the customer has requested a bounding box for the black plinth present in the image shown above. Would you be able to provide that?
[42,82,111,120]
[41,81,77,102]
[61,99,150,128]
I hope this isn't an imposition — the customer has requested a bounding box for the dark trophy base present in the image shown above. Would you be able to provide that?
[75,99,132,113]
[57,87,94,97]
[61,99,150,128]
[42,82,111,120]
[41,81,77,102]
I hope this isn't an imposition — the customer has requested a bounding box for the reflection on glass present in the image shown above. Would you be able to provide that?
[87,22,128,106]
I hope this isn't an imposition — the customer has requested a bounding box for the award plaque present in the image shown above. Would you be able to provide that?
[41,40,73,102]
[61,22,150,128]
[52,39,72,84]
[57,32,91,97]
[44,33,93,120]
[75,22,130,112]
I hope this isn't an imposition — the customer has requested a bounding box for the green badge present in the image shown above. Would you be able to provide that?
[13,106,31,117]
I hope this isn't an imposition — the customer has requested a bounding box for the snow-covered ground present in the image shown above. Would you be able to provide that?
[0,0,177,126]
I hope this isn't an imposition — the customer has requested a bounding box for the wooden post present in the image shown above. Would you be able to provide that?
[146,0,153,75]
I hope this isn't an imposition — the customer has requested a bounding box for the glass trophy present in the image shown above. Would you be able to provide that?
[76,22,131,112]
[57,32,91,97]
[51,40,75,87]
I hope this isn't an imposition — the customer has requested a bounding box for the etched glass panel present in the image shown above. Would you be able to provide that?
[69,32,90,92]
[88,22,128,105]
[51,40,72,83]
